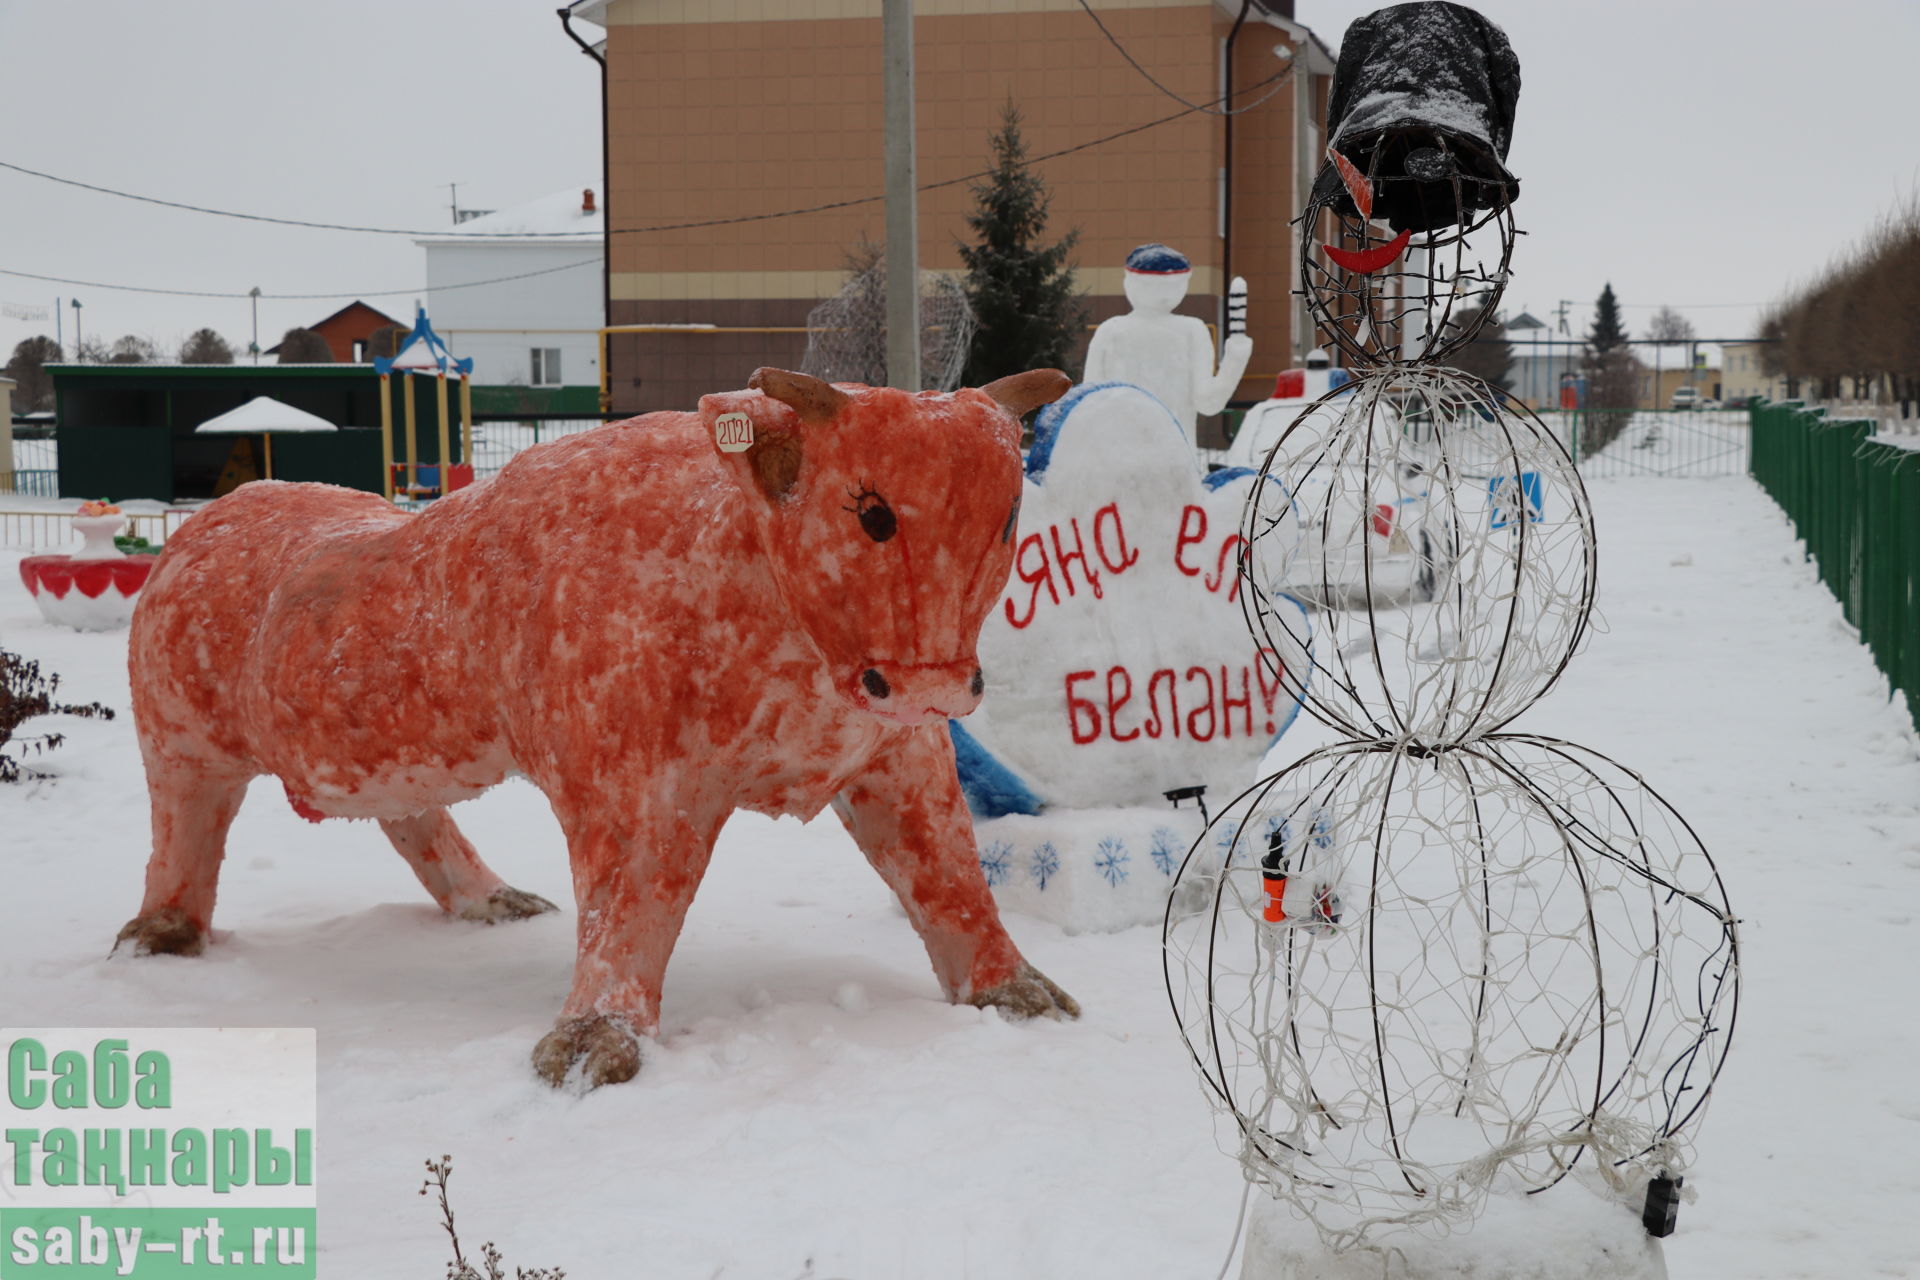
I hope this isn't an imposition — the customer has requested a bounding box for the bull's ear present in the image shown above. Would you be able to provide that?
[699,390,806,503]
[748,367,850,424]
[980,368,1071,419]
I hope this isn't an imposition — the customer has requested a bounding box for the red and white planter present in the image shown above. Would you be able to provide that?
[19,514,157,631]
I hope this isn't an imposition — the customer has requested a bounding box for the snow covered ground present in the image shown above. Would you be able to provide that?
[3,473,1917,1279]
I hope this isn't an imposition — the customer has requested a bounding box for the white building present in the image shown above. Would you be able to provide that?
[414,188,604,412]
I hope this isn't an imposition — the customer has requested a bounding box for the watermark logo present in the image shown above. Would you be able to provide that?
[2,1029,316,1278]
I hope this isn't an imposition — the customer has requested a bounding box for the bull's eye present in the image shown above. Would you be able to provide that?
[1001,498,1020,544]
[845,486,897,543]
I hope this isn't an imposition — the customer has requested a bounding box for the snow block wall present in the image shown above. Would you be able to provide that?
[959,382,1310,931]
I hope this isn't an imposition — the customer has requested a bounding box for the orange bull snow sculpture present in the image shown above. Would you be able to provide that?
[118,367,1077,1087]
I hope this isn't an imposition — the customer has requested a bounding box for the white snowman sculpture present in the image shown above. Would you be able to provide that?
[957,245,1308,934]
[1083,243,1253,444]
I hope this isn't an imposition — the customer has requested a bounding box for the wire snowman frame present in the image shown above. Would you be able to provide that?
[1163,130,1739,1255]
[1163,738,1739,1248]
[1299,127,1519,368]
[1239,366,1596,747]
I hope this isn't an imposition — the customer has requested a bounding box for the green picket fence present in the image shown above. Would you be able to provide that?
[1750,400,1920,730]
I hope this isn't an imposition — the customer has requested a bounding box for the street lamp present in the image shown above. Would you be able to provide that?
[248,287,262,364]
[69,299,82,362]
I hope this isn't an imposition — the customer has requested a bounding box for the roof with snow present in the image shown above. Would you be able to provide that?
[414,188,604,246]
[194,396,337,435]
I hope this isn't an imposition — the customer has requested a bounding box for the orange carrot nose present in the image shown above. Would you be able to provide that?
[1263,872,1289,924]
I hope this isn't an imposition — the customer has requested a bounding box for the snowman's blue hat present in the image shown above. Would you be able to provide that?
[1124,243,1191,275]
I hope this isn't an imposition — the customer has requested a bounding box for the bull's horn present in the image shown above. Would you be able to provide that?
[980,368,1071,419]
[748,368,850,424]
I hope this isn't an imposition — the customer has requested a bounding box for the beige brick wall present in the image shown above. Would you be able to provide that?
[598,0,1324,414]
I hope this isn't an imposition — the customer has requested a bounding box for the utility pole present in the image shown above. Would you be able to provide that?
[249,287,262,364]
[882,0,920,391]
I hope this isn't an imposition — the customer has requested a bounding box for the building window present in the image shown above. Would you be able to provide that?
[531,348,562,386]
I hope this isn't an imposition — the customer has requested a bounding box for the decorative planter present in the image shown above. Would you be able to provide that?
[18,514,157,631]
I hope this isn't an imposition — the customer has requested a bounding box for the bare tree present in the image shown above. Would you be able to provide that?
[276,328,334,363]
[3,336,62,412]
[1645,306,1696,343]
[366,324,408,362]
[179,329,236,364]
[1763,190,1920,405]
[106,334,160,365]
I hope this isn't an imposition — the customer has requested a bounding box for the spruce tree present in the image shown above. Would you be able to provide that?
[1582,283,1640,453]
[958,101,1086,387]
[1588,283,1629,354]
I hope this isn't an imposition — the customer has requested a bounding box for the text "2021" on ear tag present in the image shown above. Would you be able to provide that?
[715,411,754,453]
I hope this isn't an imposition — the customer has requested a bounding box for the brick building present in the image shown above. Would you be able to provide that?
[566,0,1334,422]
[265,301,405,364]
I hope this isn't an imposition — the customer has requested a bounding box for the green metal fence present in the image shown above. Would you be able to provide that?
[1750,399,1920,729]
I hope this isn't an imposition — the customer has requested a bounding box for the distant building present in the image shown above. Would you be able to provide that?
[1502,311,1582,411]
[1634,344,1722,409]
[1720,341,1783,403]
[413,188,604,416]
[265,301,406,363]
[564,0,1336,424]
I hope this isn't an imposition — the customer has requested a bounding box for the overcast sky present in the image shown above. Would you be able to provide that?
[3,0,1915,364]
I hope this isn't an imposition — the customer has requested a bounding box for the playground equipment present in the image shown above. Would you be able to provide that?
[373,306,476,503]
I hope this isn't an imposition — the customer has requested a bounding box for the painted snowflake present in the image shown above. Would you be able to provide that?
[1095,837,1130,887]
[1150,827,1182,878]
[1029,842,1061,891]
[978,840,1012,888]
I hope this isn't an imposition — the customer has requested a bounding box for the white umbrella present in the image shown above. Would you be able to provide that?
[195,396,337,480]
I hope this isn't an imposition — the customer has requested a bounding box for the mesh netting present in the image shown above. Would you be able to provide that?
[1163,737,1739,1250]
[1240,366,1596,746]
[800,262,977,392]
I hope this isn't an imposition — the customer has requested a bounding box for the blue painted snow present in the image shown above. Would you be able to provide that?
[1203,466,1257,491]
[1125,243,1191,274]
[949,721,1044,818]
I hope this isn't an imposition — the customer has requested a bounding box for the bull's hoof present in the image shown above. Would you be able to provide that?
[456,886,559,924]
[113,908,206,957]
[531,1015,643,1089]
[967,962,1080,1021]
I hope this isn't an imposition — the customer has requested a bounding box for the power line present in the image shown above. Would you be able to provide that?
[0,70,1277,246]
[0,79,1275,303]
[0,255,602,302]
[1074,0,1293,116]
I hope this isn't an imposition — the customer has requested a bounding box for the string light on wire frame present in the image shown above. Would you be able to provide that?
[1162,736,1740,1250]
[1238,366,1597,747]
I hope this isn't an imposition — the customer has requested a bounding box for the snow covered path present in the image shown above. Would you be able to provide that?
[3,474,1916,1278]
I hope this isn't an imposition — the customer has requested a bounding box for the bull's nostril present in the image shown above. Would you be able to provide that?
[862,668,890,699]
[969,668,984,697]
